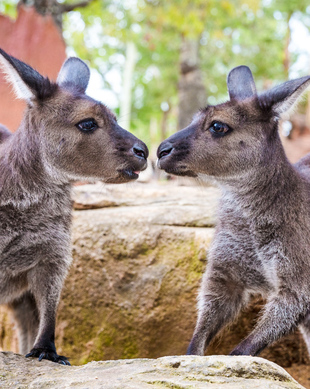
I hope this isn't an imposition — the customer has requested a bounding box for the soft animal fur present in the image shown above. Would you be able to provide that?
[157,65,310,357]
[0,124,11,143]
[0,48,148,364]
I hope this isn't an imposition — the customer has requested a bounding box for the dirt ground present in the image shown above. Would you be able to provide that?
[286,364,310,388]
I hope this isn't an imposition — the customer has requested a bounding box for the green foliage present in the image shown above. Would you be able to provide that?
[0,0,18,18]
[62,0,310,144]
[1,0,310,147]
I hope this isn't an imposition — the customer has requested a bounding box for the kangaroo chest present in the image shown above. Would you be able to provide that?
[0,193,72,275]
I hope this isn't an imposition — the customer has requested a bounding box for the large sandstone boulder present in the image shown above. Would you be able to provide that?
[0,182,309,386]
[59,183,218,365]
[0,352,305,388]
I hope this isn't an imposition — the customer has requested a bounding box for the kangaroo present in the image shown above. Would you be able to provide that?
[0,124,12,143]
[0,48,148,365]
[157,65,310,357]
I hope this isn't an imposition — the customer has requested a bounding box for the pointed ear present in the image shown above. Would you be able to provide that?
[0,48,56,101]
[227,66,257,101]
[57,57,90,92]
[259,76,310,116]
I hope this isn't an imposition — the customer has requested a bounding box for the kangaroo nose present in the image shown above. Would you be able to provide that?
[133,143,148,160]
[157,142,173,159]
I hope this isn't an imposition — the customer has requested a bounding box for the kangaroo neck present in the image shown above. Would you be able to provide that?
[220,143,303,221]
[0,115,71,209]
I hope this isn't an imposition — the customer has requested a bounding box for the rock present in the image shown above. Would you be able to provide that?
[72,182,219,228]
[0,306,18,352]
[1,182,309,385]
[58,200,215,364]
[0,352,305,389]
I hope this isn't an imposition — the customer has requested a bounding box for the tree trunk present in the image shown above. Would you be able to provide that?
[178,37,206,131]
[283,12,293,79]
[19,0,92,30]
[119,41,138,131]
[160,105,170,142]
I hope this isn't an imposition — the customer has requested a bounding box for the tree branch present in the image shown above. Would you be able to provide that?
[61,0,94,13]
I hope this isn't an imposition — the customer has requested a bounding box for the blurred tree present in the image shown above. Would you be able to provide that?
[2,0,310,149]
[0,0,93,30]
[141,0,261,130]
[24,0,94,30]
[178,37,206,130]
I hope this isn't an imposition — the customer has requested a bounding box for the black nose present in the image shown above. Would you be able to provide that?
[133,143,148,160]
[157,142,173,159]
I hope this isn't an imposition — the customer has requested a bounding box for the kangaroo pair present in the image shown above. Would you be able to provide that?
[1,49,310,365]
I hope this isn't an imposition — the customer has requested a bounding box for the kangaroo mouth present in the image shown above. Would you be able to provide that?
[165,167,197,177]
[157,160,197,177]
[119,160,148,181]
[121,169,140,180]
[104,169,140,184]
[104,160,148,184]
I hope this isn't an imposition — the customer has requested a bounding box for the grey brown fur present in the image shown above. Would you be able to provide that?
[157,65,310,357]
[0,48,148,364]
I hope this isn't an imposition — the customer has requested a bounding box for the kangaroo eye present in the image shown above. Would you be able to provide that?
[76,119,98,133]
[209,121,232,136]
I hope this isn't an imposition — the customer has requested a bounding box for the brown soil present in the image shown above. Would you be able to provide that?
[286,364,310,388]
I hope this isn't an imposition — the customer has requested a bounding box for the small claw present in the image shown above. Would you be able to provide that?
[58,356,71,366]
[25,348,70,365]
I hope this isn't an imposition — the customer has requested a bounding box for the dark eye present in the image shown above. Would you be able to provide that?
[76,118,98,133]
[209,121,232,137]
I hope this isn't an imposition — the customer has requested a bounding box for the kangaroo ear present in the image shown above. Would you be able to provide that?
[259,76,310,116]
[227,66,257,101]
[0,48,55,102]
[57,57,90,92]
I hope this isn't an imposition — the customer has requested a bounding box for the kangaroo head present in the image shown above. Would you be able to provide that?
[0,49,148,184]
[157,66,310,182]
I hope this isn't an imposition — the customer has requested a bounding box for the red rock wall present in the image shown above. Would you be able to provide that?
[0,6,66,131]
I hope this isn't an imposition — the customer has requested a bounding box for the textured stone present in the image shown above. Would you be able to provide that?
[0,352,305,389]
[72,182,219,228]
[58,196,215,364]
[0,183,309,386]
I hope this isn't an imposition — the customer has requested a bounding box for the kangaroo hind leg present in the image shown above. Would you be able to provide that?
[299,311,310,358]
[8,291,39,355]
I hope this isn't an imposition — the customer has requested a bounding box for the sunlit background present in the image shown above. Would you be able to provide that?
[1,0,310,160]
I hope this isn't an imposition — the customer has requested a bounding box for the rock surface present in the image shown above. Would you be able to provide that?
[0,352,305,389]
[0,182,309,387]
[59,183,218,364]
[72,182,218,228]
